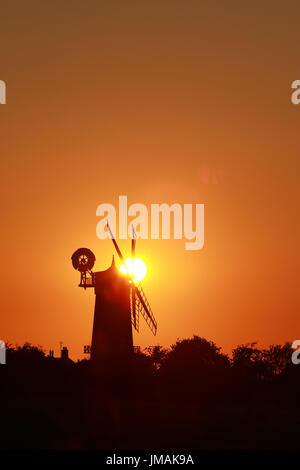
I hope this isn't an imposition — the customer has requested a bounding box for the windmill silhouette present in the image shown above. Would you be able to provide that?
[71,224,157,363]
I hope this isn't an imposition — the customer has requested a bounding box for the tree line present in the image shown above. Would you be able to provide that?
[0,336,299,449]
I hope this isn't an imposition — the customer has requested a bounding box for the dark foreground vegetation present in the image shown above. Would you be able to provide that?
[0,336,299,449]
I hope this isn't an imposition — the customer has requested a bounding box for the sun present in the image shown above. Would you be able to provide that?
[120,257,147,283]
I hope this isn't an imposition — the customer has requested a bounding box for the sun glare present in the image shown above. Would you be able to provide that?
[120,257,147,283]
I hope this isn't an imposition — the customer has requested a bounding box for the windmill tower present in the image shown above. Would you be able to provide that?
[71,225,157,363]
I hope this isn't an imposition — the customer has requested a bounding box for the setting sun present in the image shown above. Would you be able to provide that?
[120,257,147,283]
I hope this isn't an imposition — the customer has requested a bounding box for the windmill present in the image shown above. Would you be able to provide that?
[71,224,157,363]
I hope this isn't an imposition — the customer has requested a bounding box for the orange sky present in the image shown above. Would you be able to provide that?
[0,1,299,360]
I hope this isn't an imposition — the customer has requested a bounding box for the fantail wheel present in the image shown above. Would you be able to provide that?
[71,248,95,272]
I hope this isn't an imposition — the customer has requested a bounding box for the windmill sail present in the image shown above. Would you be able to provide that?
[130,288,139,332]
[131,226,137,330]
[106,221,157,336]
[136,285,157,335]
[107,222,126,264]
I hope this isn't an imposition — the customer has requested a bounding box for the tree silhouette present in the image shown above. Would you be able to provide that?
[144,345,168,370]
[158,336,230,401]
[262,343,292,376]
[0,338,299,449]
[232,342,266,381]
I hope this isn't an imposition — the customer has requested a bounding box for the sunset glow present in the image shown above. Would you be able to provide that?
[1,1,299,364]
[120,257,147,283]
